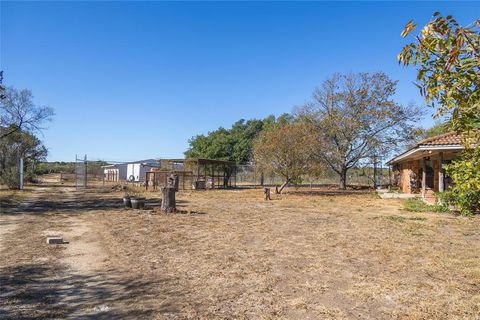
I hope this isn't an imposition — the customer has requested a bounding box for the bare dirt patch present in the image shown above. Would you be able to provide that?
[1,185,479,319]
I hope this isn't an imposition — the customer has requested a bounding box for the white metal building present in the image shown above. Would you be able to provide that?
[126,159,159,182]
[103,163,128,181]
[103,159,159,182]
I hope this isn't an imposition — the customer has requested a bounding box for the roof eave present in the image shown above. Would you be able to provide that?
[387,144,464,165]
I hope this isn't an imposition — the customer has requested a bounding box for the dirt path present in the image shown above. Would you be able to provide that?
[0,186,149,319]
[0,187,49,253]
[0,214,20,253]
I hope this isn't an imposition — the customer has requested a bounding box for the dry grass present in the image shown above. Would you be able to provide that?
[1,186,479,319]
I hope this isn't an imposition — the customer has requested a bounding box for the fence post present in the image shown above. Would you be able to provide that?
[84,155,87,188]
[75,154,77,189]
[19,157,24,190]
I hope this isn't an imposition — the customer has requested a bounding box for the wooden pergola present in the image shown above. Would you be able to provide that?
[146,158,237,190]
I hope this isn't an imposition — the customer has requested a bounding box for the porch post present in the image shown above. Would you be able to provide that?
[388,165,391,190]
[438,152,444,192]
[421,157,426,198]
[196,162,200,183]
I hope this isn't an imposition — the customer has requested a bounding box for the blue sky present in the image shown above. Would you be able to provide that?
[1,1,478,162]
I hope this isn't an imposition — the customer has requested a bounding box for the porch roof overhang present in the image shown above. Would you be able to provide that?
[163,158,236,166]
[387,144,464,165]
[102,164,119,169]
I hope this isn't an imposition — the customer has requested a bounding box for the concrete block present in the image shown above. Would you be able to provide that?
[46,236,64,244]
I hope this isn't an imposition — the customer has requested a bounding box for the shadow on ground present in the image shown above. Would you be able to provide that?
[0,263,185,319]
[0,188,167,216]
[286,189,373,197]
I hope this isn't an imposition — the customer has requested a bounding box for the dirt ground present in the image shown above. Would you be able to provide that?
[1,183,479,319]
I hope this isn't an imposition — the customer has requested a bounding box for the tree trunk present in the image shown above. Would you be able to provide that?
[260,172,264,186]
[339,168,347,190]
[161,186,176,213]
[278,179,290,194]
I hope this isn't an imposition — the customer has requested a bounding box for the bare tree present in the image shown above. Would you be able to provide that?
[0,129,47,188]
[0,71,6,100]
[253,123,314,193]
[0,87,54,139]
[297,72,422,189]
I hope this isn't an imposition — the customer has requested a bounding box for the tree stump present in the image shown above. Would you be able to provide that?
[264,187,271,200]
[161,186,176,213]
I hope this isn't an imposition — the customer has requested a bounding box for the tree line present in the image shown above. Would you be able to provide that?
[0,87,54,188]
[0,86,108,188]
[184,114,293,164]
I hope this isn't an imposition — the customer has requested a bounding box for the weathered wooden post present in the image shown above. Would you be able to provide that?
[421,157,427,198]
[172,174,179,191]
[84,154,88,189]
[162,175,176,213]
[264,187,271,200]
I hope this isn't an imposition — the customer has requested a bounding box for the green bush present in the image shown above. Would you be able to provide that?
[436,190,457,207]
[457,191,480,215]
[439,190,480,216]
[444,147,480,215]
[403,198,448,213]
[0,167,20,189]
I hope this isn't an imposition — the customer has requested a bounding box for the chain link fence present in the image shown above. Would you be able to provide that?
[75,154,87,189]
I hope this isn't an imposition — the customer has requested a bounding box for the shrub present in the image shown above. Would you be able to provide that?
[0,167,20,189]
[439,190,480,216]
[444,147,480,215]
[403,198,448,213]
[457,191,480,215]
[436,191,457,207]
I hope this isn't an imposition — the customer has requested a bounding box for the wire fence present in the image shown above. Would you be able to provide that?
[236,165,390,189]
[75,154,87,189]
[37,155,391,191]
